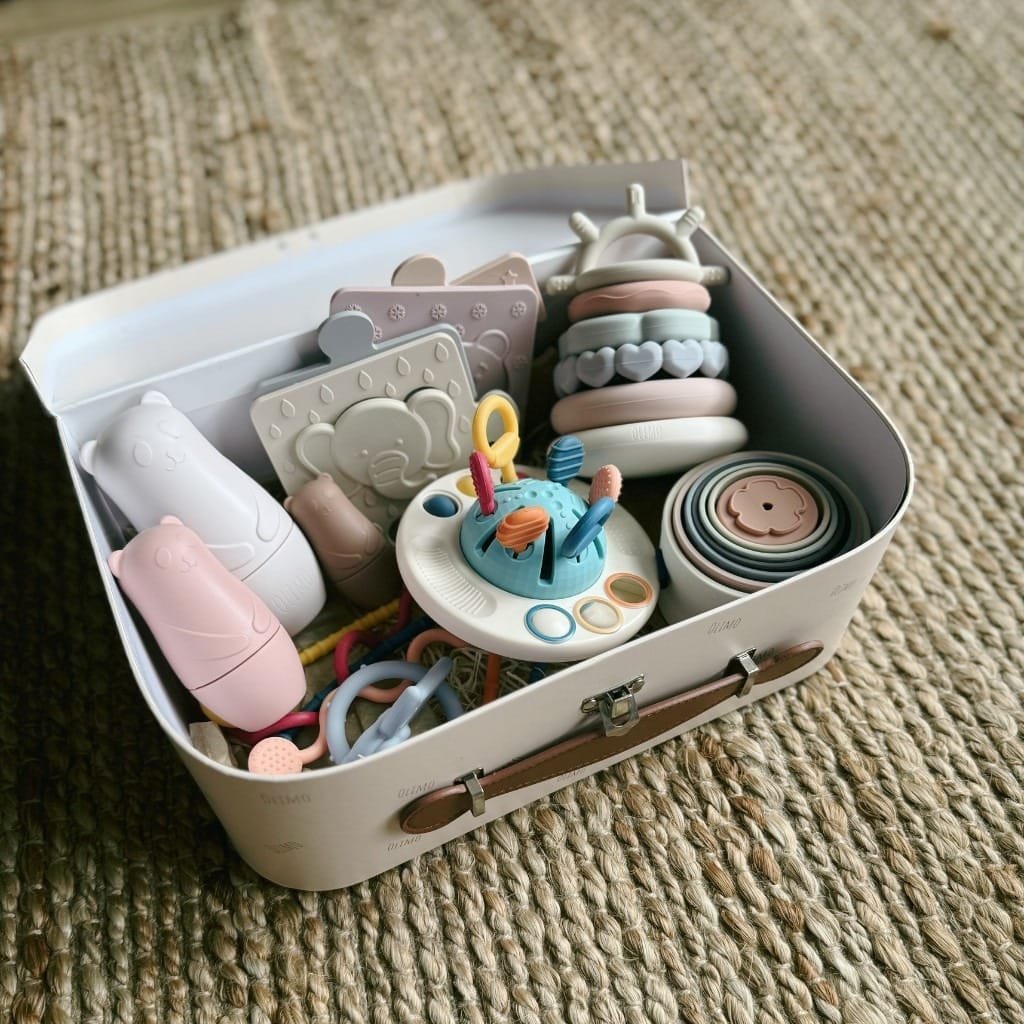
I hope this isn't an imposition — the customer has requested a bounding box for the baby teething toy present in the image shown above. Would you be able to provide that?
[80,391,325,636]
[109,518,305,731]
[573,417,748,478]
[553,339,730,394]
[329,253,541,408]
[284,474,401,609]
[551,379,738,433]
[251,314,483,530]
[247,691,337,775]
[558,309,719,357]
[324,659,463,765]
[546,184,727,295]
[395,396,658,661]
[568,280,712,321]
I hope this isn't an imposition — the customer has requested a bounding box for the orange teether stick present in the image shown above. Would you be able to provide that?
[496,507,549,554]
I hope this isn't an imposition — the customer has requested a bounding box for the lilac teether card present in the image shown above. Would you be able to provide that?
[329,254,541,409]
[250,312,478,530]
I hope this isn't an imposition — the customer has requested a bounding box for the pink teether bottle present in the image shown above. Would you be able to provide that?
[109,517,305,731]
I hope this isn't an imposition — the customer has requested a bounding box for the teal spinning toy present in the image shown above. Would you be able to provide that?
[395,395,658,662]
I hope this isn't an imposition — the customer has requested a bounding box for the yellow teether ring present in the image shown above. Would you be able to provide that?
[472,394,520,483]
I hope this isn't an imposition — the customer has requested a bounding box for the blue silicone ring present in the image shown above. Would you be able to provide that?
[324,659,461,765]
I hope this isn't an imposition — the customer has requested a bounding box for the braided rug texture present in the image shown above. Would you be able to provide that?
[1,1,1022,1021]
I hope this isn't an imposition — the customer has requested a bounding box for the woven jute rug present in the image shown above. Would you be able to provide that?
[2,1,1022,1021]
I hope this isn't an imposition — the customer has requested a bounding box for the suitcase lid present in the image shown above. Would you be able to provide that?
[20,160,690,414]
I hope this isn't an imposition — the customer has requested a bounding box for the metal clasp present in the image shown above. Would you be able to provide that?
[581,675,646,736]
[456,769,486,817]
[729,649,761,697]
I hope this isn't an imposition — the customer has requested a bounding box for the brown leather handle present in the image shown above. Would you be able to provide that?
[400,641,824,834]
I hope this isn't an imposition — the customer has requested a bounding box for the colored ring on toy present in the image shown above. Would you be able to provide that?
[604,572,654,608]
[524,605,576,644]
[560,496,615,558]
[551,378,738,434]
[472,394,520,483]
[573,596,623,634]
[558,309,719,359]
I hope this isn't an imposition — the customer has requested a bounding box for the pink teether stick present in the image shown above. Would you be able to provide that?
[589,465,622,504]
[360,628,470,703]
[469,451,496,515]
[231,711,319,746]
[247,692,336,775]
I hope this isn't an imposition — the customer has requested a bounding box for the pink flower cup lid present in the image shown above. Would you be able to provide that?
[716,475,819,545]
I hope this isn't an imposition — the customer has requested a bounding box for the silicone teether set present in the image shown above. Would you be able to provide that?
[396,396,658,662]
[547,186,748,478]
[78,182,872,779]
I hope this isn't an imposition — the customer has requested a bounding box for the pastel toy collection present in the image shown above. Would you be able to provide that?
[547,186,746,479]
[83,184,870,775]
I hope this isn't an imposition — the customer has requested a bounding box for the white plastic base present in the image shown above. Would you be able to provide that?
[576,416,748,477]
[396,471,659,662]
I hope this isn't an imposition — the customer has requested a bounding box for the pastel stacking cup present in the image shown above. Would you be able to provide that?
[659,452,870,623]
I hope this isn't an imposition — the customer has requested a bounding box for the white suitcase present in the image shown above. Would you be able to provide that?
[20,160,913,890]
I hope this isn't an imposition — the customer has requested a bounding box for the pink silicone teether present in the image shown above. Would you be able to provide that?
[589,465,623,504]
[469,450,496,515]
[108,517,305,731]
[247,692,335,775]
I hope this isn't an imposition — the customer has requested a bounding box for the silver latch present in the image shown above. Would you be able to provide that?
[581,675,645,736]
[729,649,761,697]
[456,769,486,817]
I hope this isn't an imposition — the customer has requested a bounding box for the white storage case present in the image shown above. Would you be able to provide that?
[20,161,912,890]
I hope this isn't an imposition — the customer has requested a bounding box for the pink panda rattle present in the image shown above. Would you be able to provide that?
[79,391,325,635]
[109,517,305,731]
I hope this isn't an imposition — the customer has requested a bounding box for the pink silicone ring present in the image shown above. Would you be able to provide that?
[551,378,738,434]
[568,280,712,321]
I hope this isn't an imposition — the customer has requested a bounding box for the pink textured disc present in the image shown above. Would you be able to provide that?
[248,736,304,775]
[716,475,819,545]
[568,280,712,321]
[551,378,737,434]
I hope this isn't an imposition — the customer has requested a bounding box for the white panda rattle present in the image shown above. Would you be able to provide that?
[80,391,325,636]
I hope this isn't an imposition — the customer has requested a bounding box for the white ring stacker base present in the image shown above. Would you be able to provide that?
[396,470,658,662]
[576,416,748,478]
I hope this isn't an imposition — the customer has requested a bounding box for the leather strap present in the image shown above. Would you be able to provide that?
[400,641,823,834]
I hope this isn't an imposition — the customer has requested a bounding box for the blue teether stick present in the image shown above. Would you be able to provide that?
[547,436,585,483]
[560,497,614,559]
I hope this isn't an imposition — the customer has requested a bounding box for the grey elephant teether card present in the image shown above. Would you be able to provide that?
[250,312,478,530]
